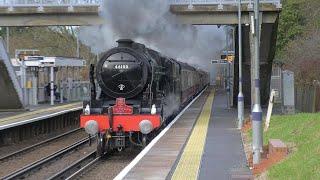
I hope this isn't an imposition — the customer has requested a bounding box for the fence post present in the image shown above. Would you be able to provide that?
[312,83,317,113]
[264,89,275,132]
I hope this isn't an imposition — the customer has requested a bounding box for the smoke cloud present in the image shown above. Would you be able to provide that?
[163,93,181,119]
[79,0,225,71]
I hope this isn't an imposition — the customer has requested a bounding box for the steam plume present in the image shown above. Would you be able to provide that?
[79,0,225,71]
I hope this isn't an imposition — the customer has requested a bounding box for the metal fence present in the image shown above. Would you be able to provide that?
[270,66,320,113]
[0,0,281,8]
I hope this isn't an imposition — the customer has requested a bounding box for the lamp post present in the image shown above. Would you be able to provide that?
[252,0,263,165]
[237,0,244,129]
[226,28,231,109]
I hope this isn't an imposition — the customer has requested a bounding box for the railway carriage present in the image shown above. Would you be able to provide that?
[80,39,209,155]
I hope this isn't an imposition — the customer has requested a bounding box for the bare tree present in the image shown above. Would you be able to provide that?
[284,28,320,84]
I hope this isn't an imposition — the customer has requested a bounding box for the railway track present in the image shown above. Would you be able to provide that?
[1,136,94,180]
[1,92,202,180]
[0,128,82,161]
[49,151,100,180]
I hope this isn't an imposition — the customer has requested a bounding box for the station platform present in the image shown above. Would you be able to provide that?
[0,102,82,130]
[117,87,252,180]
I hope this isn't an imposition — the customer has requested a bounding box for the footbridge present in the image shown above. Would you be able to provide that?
[0,0,103,26]
[171,0,282,105]
[0,0,282,106]
[0,0,281,26]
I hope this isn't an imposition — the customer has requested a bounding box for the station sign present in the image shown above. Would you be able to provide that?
[212,60,228,64]
[24,56,44,61]
[222,50,235,54]
[220,55,235,62]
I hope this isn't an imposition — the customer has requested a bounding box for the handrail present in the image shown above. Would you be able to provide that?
[170,0,280,4]
[0,0,281,7]
[0,0,281,8]
[0,0,103,7]
[170,0,282,8]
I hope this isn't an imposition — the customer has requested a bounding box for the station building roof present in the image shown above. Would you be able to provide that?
[11,56,86,68]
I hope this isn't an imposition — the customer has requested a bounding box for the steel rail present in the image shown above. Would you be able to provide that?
[65,156,100,180]
[0,128,82,161]
[1,136,92,180]
[48,151,100,180]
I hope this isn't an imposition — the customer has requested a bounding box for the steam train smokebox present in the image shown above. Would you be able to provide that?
[96,39,150,99]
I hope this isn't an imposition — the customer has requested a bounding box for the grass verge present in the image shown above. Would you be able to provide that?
[255,113,320,180]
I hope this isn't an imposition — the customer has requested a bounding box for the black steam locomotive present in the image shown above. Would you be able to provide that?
[81,39,209,155]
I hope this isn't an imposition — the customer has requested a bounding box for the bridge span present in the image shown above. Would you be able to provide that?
[0,0,281,26]
[0,0,282,106]
[0,0,102,26]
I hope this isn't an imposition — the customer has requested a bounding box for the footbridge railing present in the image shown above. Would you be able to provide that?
[170,0,282,9]
[0,0,102,7]
[0,0,281,8]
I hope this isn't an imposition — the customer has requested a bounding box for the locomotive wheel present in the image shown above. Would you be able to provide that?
[97,133,106,156]
[160,105,166,127]
[142,135,147,148]
[161,105,164,117]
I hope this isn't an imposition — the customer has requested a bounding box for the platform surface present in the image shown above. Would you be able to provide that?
[123,88,211,179]
[198,90,251,179]
[0,102,82,130]
[173,90,251,179]
[122,88,251,179]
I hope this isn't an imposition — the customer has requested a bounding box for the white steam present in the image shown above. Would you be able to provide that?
[79,0,225,71]
[163,93,181,119]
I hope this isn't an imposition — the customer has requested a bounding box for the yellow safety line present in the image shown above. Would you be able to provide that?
[0,102,82,122]
[172,89,215,180]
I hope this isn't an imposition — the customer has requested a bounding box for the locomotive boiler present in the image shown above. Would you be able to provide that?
[80,39,209,155]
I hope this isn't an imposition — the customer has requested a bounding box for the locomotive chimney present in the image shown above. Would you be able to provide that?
[117,39,134,47]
